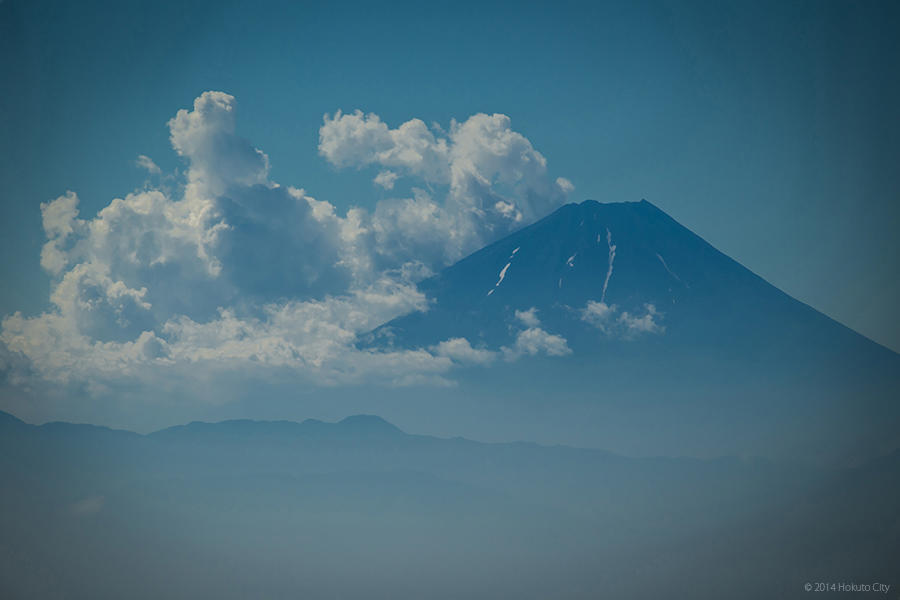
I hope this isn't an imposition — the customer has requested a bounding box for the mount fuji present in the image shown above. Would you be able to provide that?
[363,200,899,464]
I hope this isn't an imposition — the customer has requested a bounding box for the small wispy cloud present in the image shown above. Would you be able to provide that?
[580,300,665,339]
[135,154,161,174]
[373,170,399,190]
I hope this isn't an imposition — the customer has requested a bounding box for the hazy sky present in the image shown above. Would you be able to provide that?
[1,0,898,427]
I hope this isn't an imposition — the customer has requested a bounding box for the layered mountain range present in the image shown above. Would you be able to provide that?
[1,410,897,599]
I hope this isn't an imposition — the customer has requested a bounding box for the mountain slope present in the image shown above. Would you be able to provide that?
[378,200,887,357]
[364,200,899,463]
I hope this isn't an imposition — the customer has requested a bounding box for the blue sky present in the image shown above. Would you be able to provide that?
[1,0,898,427]
[2,0,898,352]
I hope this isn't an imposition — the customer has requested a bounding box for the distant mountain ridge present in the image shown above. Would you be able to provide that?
[1,407,897,600]
[151,413,402,438]
[0,409,408,444]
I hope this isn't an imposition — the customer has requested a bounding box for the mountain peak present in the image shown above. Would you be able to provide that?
[373,197,723,349]
[338,414,403,435]
[149,414,404,440]
[372,196,895,362]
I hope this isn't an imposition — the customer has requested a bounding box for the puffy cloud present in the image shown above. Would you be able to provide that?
[370,190,462,269]
[431,338,496,366]
[0,310,171,386]
[50,263,154,343]
[39,191,80,274]
[2,91,576,407]
[618,304,665,338]
[1,276,470,389]
[502,307,571,360]
[503,328,572,360]
[580,301,665,339]
[556,177,575,194]
[447,113,562,225]
[514,307,541,328]
[319,111,450,181]
[168,91,270,199]
[373,170,399,190]
[156,278,454,386]
[319,109,574,267]
[581,300,617,333]
[34,95,354,335]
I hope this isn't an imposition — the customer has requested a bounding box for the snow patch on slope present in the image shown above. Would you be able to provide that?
[487,247,520,296]
[656,253,684,285]
[601,228,616,303]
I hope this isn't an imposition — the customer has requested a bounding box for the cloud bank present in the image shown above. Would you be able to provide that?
[1,92,574,403]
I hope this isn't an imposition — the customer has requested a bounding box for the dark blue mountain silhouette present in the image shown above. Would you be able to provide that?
[362,200,899,463]
[150,413,403,442]
[378,200,892,360]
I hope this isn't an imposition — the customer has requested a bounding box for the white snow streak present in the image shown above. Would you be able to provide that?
[487,247,519,296]
[495,262,511,285]
[601,228,616,303]
[656,253,682,284]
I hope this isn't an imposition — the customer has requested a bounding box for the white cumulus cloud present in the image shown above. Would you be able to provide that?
[502,307,571,360]
[373,170,399,189]
[514,307,541,328]
[319,108,574,268]
[618,304,665,338]
[503,327,572,360]
[1,91,576,411]
[431,338,496,366]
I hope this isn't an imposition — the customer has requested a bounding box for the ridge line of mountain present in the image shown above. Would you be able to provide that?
[4,408,899,470]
